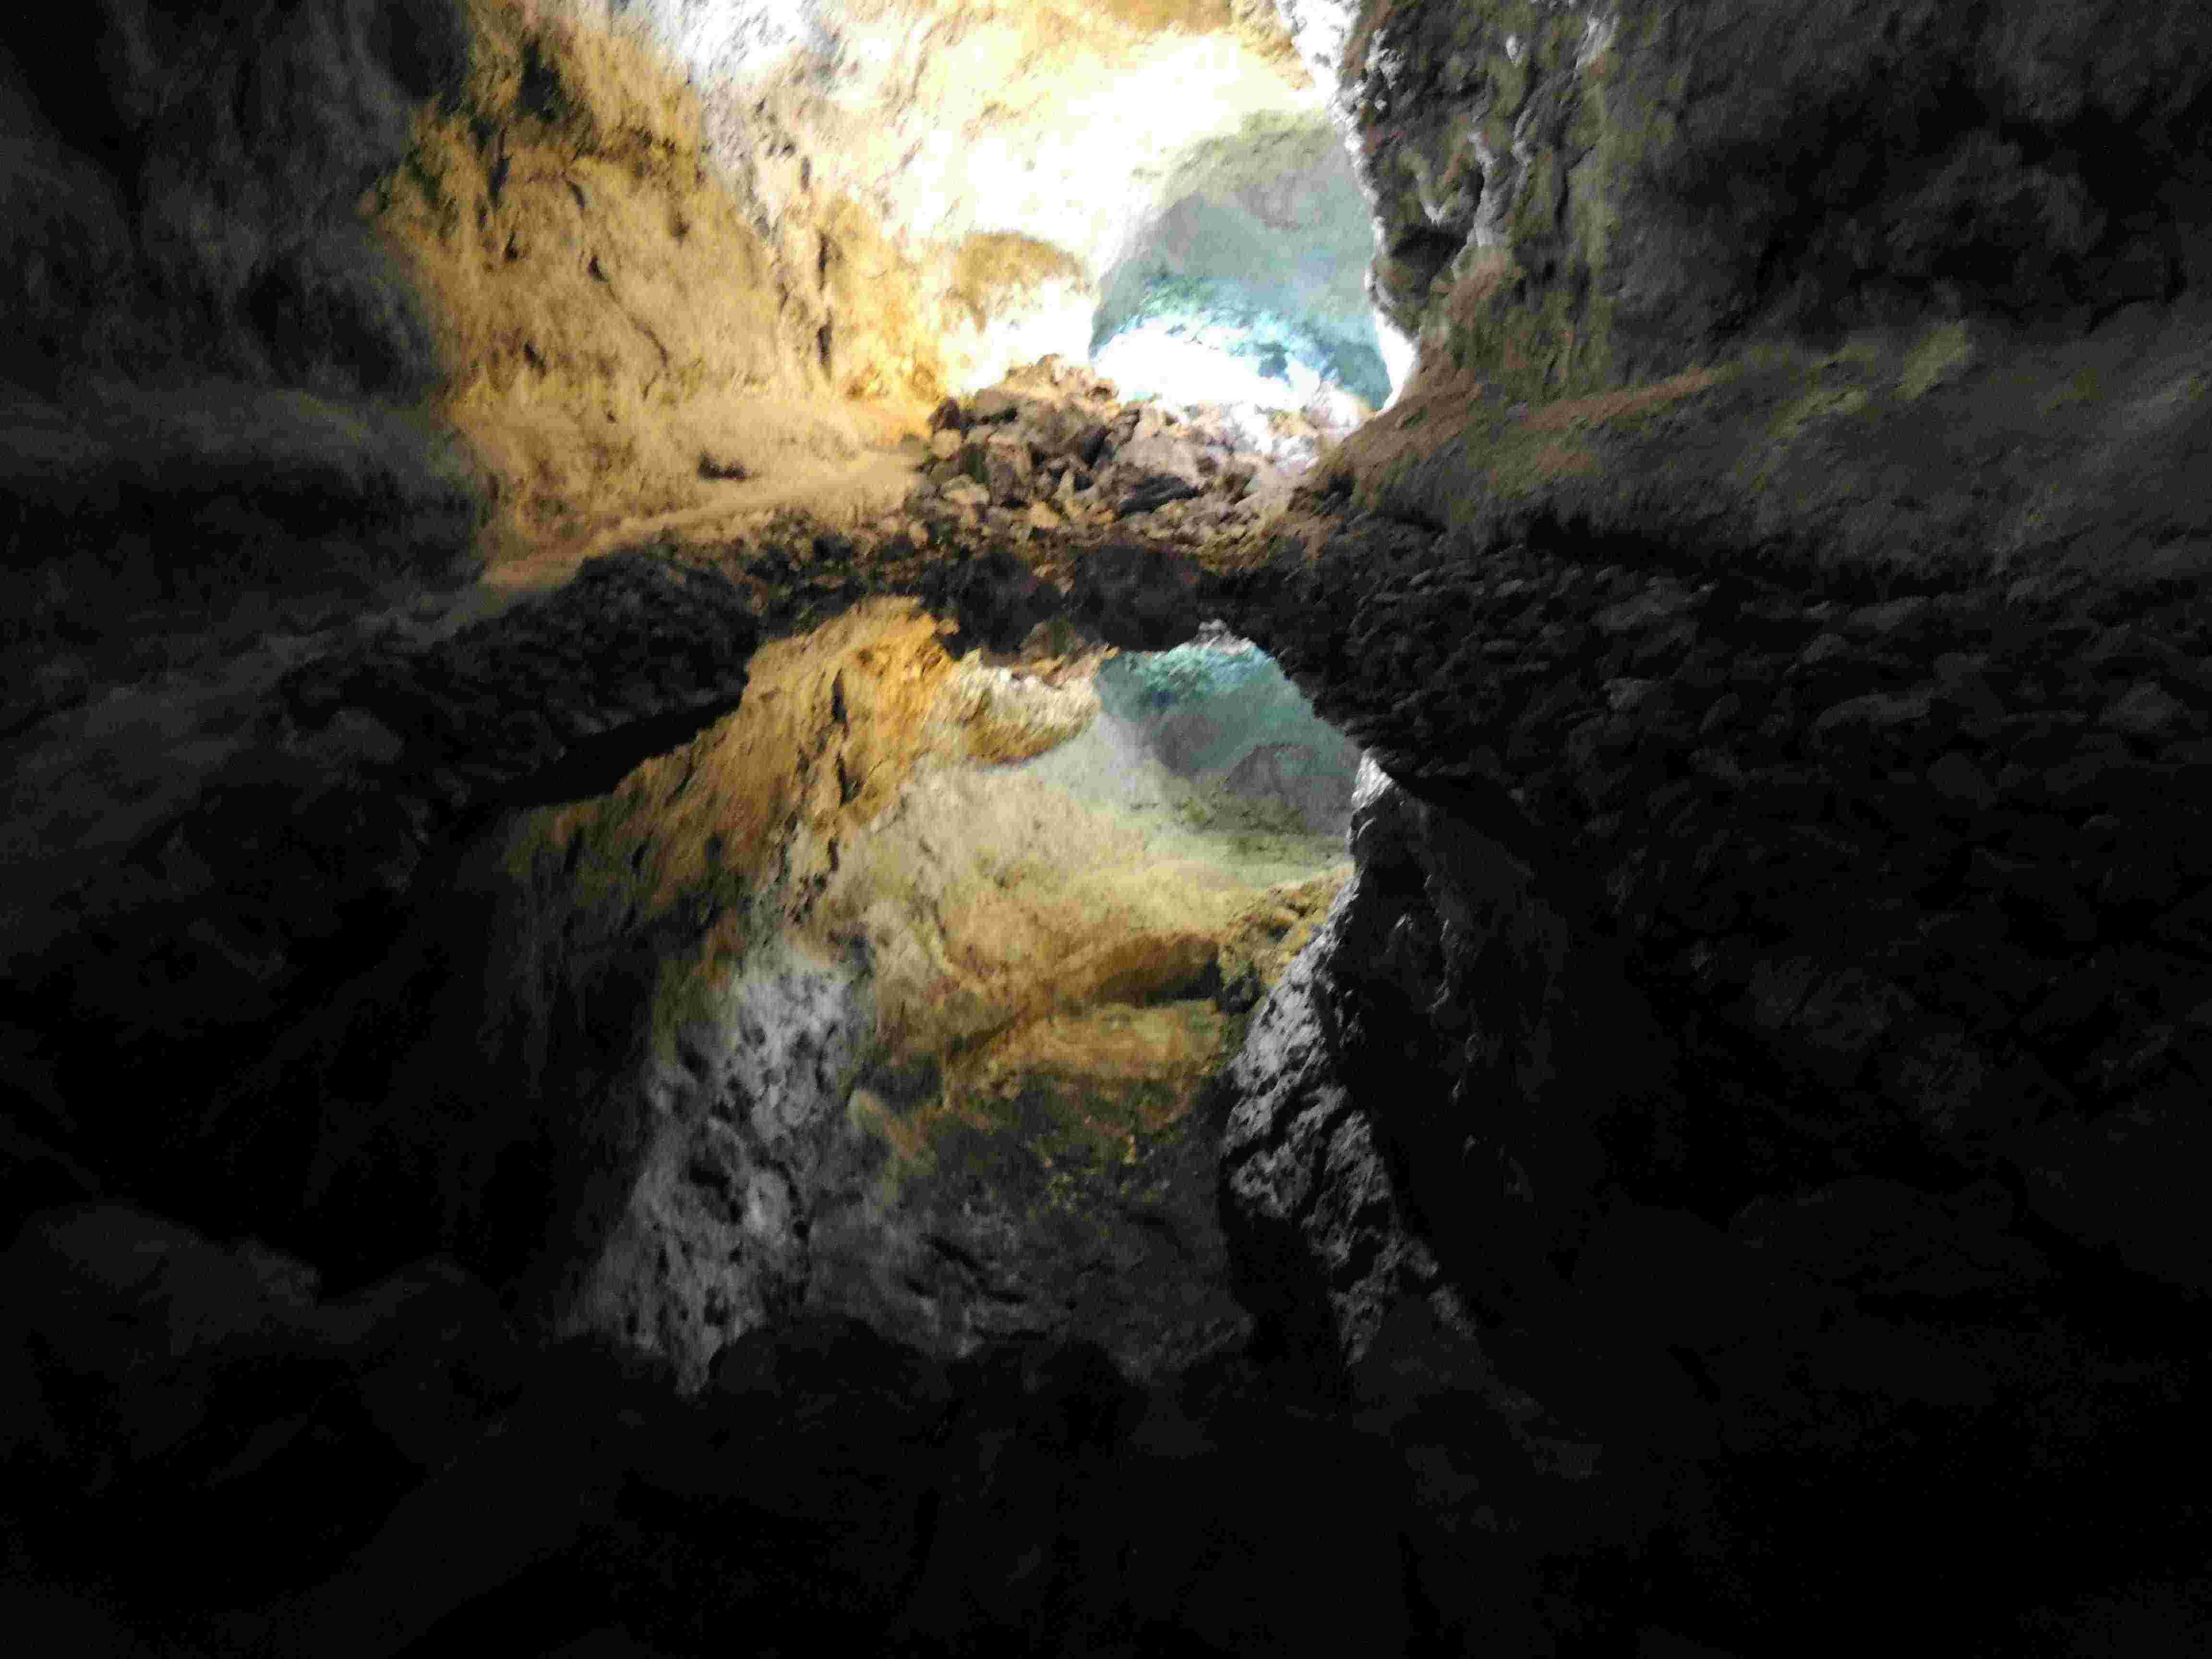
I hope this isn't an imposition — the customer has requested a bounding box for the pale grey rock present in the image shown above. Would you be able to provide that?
[1219,806,1467,1371]
[569,938,876,1390]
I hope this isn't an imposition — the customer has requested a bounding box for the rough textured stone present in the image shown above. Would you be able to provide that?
[1302,0,2212,387]
[7,3,2212,1655]
[0,1204,527,1616]
[1288,0,2212,612]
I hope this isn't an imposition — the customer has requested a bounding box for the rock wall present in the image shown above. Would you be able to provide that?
[1304,0,2212,397]
[0,1,491,726]
[1286,0,2212,579]
[0,0,467,400]
[1198,0,2212,1645]
[1221,0,2212,1343]
[10,0,2212,1649]
[609,0,1317,392]
[1232,509,2212,1274]
[4,357,1356,1393]
[366,0,920,553]
[377,0,1341,543]
[0,0,842,728]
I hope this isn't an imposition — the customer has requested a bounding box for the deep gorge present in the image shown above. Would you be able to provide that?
[5,3,2212,1655]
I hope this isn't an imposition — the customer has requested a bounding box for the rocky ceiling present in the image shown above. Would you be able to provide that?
[6,2,2212,1656]
[0,0,1382,569]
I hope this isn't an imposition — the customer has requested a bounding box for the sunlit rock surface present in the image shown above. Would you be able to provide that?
[1089,109,1387,407]
[2,360,1360,1397]
[7,1,2212,1655]
[536,590,1355,1385]
[1,0,1367,716]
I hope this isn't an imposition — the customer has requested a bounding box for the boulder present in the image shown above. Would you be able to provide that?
[0,1203,526,1614]
[2009,1101,2212,1294]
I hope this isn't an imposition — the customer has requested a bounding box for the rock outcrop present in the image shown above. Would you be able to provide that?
[5,361,1360,1404]
[0,1205,1587,1658]
[7,0,2212,1655]
[1288,0,2212,590]
[903,353,1361,543]
[1219,532,2212,1645]
[1199,1,2212,1650]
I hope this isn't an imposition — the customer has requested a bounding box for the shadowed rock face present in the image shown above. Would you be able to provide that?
[1302,0,2212,389]
[1286,0,2212,596]
[1192,1,2212,1651]
[6,1,2212,1656]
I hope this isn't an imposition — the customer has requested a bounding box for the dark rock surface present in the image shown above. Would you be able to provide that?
[1221,512,2212,1253]
[805,1053,1257,1387]
[7,0,2212,1654]
[1314,0,2212,397]
[11,387,2211,1657]
[1205,501,2212,1649]
[6,551,763,1254]
[1189,8,2212,1642]
[0,1204,1589,1659]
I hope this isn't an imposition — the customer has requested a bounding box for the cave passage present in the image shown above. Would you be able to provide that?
[1085,108,1393,416]
[1071,625,1366,854]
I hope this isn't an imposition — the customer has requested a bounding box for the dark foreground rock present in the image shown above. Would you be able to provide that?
[0,1204,1669,1658]
[1212,532,2212,1650]
[15,1190,2200,1658]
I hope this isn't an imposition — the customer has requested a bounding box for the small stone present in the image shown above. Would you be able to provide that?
[1931,675,2007,730]
[1848,597,1931,634]
[2101,679,2186,740]
[1593,584,1694,636]
[1813,689,1931,742]
[1925,750,1994,808]
[1605,676,1657,713]
[2040,748,2120,806]
[1692,748,1746,787]
[1798,631,1851,669]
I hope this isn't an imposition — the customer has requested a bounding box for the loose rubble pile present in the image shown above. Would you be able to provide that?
[902,354,1359,553]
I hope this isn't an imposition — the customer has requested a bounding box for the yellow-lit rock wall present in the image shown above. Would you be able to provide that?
[365,0,1319,560]
[366,0,933,562]
[499,597,1341,1142]
[474,599,1346,1374]
[1,0,1318,600]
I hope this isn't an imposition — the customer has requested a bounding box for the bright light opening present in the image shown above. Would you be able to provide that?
[1094,322,1334,413]
[1087,270,1382,436]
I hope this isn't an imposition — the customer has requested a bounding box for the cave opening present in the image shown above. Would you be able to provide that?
[1079,624,1364,855]
[1084,108,1395,420]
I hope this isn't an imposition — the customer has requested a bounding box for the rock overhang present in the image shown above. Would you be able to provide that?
[6,2,2212,1652]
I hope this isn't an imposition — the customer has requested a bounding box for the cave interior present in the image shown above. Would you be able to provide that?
[5,2,2212,1656]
